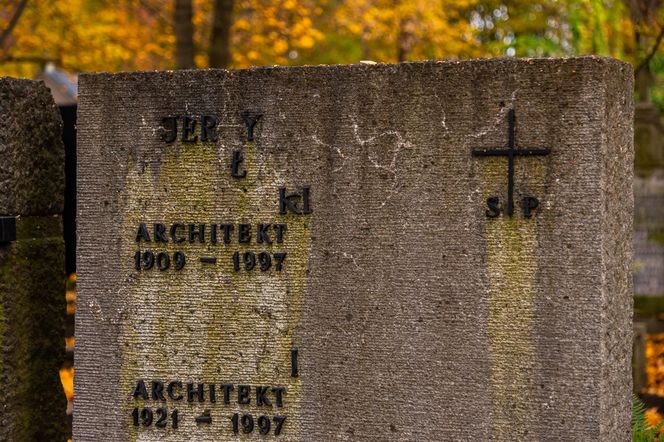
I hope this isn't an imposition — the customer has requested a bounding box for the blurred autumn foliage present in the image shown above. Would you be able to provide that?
[0,0,663,81]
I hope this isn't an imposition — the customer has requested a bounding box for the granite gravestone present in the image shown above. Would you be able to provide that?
[75,57,633,441]
[0,78,67,441]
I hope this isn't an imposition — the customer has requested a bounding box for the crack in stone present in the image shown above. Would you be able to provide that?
[351,119,411,208]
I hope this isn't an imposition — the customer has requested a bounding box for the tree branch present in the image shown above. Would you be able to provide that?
[138,0,169,28]
[0,0,29,49]
[0,55,51,65]
[636,22,664,76]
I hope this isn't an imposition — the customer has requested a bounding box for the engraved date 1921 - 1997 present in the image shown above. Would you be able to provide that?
[131,379,288,436]
[131,407,286,436]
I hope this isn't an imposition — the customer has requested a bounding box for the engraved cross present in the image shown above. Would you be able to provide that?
[472,109,550,217]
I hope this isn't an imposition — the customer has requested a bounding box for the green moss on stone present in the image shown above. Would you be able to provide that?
[117,139,311,438]
[480,154,545,439]
[0,216,66,441]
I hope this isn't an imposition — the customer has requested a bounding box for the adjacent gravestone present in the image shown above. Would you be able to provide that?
[634,102,664,300]
[0,78,67,441]
[632,102,664,393]
[75,57,633,441]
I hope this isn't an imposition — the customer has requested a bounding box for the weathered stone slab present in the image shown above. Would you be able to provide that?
[0,78,66,441]
[75,57,633,441]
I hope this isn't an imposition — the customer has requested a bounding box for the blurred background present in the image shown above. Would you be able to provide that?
[1,0,663,439]
[0,0,663,85]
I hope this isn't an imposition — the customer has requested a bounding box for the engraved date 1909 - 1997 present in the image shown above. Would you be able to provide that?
[133,222,291,273]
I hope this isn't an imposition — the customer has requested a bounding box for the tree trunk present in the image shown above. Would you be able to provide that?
[209,0,234,68]
[397,17,414,62]
[174,0,195,69]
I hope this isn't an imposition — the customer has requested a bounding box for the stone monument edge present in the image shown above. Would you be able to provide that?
[76,55,631,82]
[598,59,634,440]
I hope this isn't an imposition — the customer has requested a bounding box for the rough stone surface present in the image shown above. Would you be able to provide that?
[0,78,65,216]
[0,79,67,441]
[75,57,633,441]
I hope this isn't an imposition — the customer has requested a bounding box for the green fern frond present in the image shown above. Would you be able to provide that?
[633,394,663,442]
[634,394,649,432]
